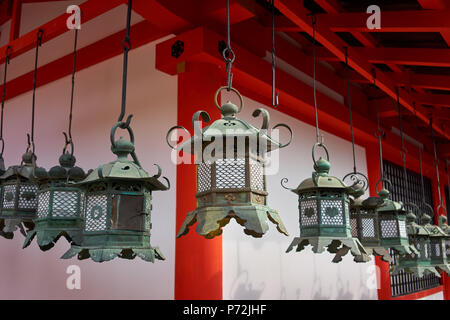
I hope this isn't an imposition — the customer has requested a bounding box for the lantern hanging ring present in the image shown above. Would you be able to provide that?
[375,178,392,195]
[312,142,329,166]
[214,86,243,113]
[110,121,134,147]
[62,132,74,156]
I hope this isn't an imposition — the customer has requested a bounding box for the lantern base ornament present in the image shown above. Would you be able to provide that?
[286,236,368,263]
[1,218,33,237]
[177,205,289,239]
[354,247,393,263]
[23,219,83,251]
[61,244,165,263]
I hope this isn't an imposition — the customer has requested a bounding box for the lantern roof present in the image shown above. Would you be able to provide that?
[167,88,292,156]
[422,214,447,237]
[438,215,450,235]
[75,136,169,191]
[406,211,430,236]
[0,151,41,181]
[34,152,86,183]
[375,188,405,213]
[290,158,349,194]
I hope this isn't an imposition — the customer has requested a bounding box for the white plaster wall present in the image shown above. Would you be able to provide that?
[0,39,177,299]
[222,94,378,300]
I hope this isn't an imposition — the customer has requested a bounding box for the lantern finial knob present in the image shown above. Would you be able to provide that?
[421,213,431,225]
[406,211,416,223]
[378,188,390,200]
[314,157,330,175]
[220,101,239,118]
[22,151,36,165]
[111,136,134,160]
[59,152,76,168]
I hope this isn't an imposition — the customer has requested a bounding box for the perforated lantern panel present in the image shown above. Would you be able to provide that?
[431,242,441,258]
[85,194,108,232]
[249,158,264,191]
[320,199,344,225]
[18,184,38,209]
[350,217,358,237]
[52,191,78,217]
[380,219,398,238]
[300,199,318,226]
[37,191,51,218]
[216,158,246,189]
[197,162,211,193]
[2,184,17,209]
[361,218,376,238]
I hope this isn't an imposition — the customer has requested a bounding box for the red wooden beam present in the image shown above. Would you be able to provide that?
[316,47,450,67]
[273,0,450,140]
[0,0,12,26]
[0,20,167,101]
[320,10,450,33]
[9,0,21,42]
[0,0,124,64]
[418,0,450,46]
[413,93,450,108]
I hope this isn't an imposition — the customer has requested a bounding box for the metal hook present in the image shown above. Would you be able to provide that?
[37,29,44,46]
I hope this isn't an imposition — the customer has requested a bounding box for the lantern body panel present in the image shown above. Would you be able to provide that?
[299,192,350,238]
[377,210,415,255]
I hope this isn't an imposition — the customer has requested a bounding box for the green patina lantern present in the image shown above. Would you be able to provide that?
[0,30,44,239]
[23,29,87,251]
[0,150,40,237]
[349,189,392,262]
[22,150,86,251]
[167,87,292,239]
[61,122,170,262]
[283,143,368,263]
[438,215,450,259]
[391,209,439,278]
[422,213,450,275]
[376,186,418,256]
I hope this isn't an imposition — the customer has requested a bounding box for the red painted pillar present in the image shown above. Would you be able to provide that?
[9,0,21,42]
[174,61,223,300]
[365,138,392,300]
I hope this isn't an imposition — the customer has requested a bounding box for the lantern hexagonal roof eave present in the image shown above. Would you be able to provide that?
[73,137,169,192]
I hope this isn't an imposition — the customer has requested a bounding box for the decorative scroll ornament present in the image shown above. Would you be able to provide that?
[167,86,292,239]
[283,143,369,263]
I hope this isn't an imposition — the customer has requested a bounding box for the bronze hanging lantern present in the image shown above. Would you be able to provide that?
[166,0,291,239]
[0,31,45,238]
[283,21,367,263]
[342,48,391,263]
[0,46,11,239]
[422,213,450,275]
[349,189,392,262]
[283,143,368,263]
[61,123,169,262]
[167,87,292,239]
[61,0,170,262]
[23,29,87,251]
[438,215,450,262]
[391,206,440,278]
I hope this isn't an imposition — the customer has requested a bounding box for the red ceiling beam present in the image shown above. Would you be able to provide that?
[320,10,450,33]
[0,0,12,26]
[9,0,21,41]
[155,27,439,173]
[413,92,450,108]
[0,20,167,102]
[0,0,124,64]
[316,47,450,67]
[273,0,449,140]
[417,0,450,46]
